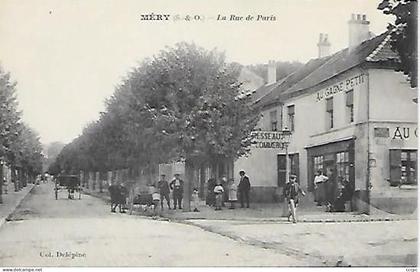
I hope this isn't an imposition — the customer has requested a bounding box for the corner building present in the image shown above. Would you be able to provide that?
[235,14,417,213]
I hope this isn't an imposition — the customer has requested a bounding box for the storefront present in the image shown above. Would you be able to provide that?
[306,139,355,195]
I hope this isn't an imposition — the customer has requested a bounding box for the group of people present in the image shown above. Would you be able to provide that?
[155,173,185,210]
[313,170,354,212]
[206,170,251,211]
[155,170,252,212]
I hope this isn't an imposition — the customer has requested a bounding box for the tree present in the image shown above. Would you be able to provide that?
[0,64,44,194]
[53,43,260,189]
[126,43,260,164]
[378,0,418,87]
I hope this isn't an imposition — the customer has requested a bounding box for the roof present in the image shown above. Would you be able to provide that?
[255,32,400,108]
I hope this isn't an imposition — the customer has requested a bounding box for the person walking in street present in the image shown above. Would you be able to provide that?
[314,170,328,206]
[284,174,306,223]
[238,170,251,208]
[169,173,184,210]
[157,174,171,210]
[227,178,238,209]
[214,182,224,211]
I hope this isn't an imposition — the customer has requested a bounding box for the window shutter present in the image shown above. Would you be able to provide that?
[277,155,287,187]
[389,149,402,185]
[346,90,354,106]
[326,98,333,111]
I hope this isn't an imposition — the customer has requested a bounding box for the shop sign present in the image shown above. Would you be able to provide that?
[251,131,289,149]
[316,73,365,102]
[392,126,418,140]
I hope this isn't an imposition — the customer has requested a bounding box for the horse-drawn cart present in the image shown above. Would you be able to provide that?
[128,184,160,215]
[54,175,82,200]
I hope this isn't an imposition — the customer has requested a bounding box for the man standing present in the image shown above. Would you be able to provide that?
[169,173,184,210]
[238,170,251,208]
[157,174,171,210]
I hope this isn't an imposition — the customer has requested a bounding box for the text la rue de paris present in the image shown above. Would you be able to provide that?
[217,14,276,21]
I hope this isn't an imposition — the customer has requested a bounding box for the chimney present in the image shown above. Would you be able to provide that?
[317,33,331,58]
[267,60,276,85]
[348,13,370,49]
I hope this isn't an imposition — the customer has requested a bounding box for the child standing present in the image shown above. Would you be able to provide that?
[192,188,200,212]
[214,182,224,211]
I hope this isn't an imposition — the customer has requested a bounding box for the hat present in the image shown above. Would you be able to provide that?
[239,170,245,175]
[290,174,297,179]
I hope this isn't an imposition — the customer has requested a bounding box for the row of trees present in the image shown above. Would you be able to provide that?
[50,43,260,181]
[0,65,44,201]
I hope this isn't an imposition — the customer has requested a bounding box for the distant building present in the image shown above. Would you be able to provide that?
[235,14,417,213]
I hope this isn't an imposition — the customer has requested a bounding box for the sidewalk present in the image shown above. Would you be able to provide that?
[0,184,35,228]
[84,186,416,223]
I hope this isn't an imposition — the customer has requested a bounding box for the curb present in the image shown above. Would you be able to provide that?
[0,184,36,229]
[84,192,414,223]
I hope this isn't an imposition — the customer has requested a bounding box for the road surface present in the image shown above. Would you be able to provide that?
[0,183,312,266]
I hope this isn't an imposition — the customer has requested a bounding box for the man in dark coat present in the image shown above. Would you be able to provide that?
[206,178,216,206]
[169,173,184,210]
[157,174,171,210]
[238,170,251,208]
[108,182,120,213]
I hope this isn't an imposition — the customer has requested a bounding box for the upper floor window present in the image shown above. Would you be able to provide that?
[326,97,334,129]
[287,105,295,132]
[269,110,277,131]
[346,90,354,123]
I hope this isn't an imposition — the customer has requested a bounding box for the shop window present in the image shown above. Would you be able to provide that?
[270,110,277,131]
[389,149,417,186]
[346,90,354,123]
[336,151,350,183]
[326,97,334,129]
[313,156,324,173]
[287,105,295,131]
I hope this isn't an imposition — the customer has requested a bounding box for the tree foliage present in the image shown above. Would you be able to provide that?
[0,65,43,176]
[54,43,260,174]
[378,0,418,87]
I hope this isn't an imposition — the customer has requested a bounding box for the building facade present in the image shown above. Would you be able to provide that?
[235,14,417,213]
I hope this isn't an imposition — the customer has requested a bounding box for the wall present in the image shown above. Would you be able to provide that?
[368,69,417,122]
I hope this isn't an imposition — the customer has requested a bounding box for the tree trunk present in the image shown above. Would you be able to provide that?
[0,162,3,204]
[12,166,18,192]
[183,158,194,212]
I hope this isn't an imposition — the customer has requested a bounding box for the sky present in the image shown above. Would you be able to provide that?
[0,0,393,145]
